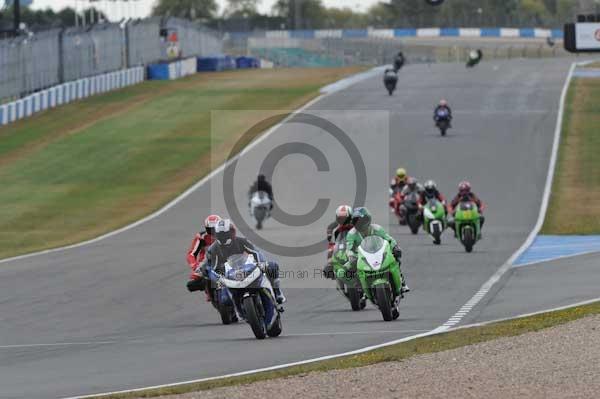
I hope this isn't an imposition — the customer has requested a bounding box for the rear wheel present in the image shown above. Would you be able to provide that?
[375,284,394,321]
[347,286,362,311]
[243,296,266,339]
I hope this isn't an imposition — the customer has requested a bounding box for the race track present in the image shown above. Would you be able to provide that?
[0,59,575,399]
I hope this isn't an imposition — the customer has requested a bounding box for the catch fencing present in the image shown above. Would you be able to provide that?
[0,18,223,102]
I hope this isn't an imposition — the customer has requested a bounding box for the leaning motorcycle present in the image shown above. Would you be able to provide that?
[453,201,481,253]
[331,231,366,311]
[402,191,422,234]
[356,236,403,321]
[383,70,398,96]
[250,191,271,230]
[208,254,282,339]
[435,109,451,136]
[423,198,447,245]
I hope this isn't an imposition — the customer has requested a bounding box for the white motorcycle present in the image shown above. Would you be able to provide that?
[250,191,271,230]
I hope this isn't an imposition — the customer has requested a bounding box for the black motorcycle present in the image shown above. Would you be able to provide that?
[383,69,398,96]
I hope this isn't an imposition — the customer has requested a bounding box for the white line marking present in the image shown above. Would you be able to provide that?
[0,94,327,266]
[64,328,443,399]
[286,329,430,337]
[0,341,119,349]
[436,61,578,332]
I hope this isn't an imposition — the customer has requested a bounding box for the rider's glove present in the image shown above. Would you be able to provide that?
[392,245,402,260]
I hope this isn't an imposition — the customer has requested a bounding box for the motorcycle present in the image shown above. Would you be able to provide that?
[383,69,398,96]
[390,188,406,225]
[331,231,366,311]
[250,191,271,230]
[453,200,481,253]
[435,109,451,136]
[423,198,447,245]
[356,236,403,321]
[401,191,422,234]
[208,254,282,339]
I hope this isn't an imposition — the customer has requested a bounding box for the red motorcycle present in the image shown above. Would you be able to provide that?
[389,189,407,225]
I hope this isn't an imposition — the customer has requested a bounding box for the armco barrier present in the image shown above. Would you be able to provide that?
[147,57,197,80]
[235,56,259,69]
[197,56,237,72]
[0,66,144,127]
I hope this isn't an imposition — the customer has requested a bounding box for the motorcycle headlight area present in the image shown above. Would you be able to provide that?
[223,267,263,289]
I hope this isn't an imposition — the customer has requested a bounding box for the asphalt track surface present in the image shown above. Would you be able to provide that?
[0,59,575,398]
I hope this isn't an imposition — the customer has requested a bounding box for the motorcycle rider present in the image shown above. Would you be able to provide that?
[249,174,274,203]
[448,181,486,232]
[394,51,405,71]
[186,214,221,301]
[434,99,453,127]
[389,168,410,212]
[323,205,353,279]
[206,219,286,304]
[345,207,410,293]
[419,180,446,206]
[401,177,424,197]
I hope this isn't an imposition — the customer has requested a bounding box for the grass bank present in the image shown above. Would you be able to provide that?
[0,67,363,259]
[542,76,600,234]
[85,300,600,398]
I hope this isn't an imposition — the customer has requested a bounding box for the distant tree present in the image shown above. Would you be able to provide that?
[273,0,326,29]
[224,0,260,17]
[152,0,217,20]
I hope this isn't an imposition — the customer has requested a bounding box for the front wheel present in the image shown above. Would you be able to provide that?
[243,296,266,339]
[408,214,420,235]
[462,226,475,253]
[440,127,447,136]
[374,284,394,321]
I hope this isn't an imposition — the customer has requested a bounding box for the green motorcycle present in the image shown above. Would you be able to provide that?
[454,200,481,253]
[422,198,447,245]
[356,236,403,321]
[332,232,366,311]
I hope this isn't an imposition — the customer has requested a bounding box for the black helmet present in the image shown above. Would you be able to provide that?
[424,180,437,196]
[214,219,236,245]
[351,207,371,235]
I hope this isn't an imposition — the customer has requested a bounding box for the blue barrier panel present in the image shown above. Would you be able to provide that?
[480,28,501,37]
[236,56,259,69]
[440,28,459,36]
[147,63,170,80]
[0,105,5,125]
[394,28,417,37]
[197,57,223,72]
[519,28,535,38]
[551,29,563,38]
[291,30,315,39]
[343,29,368,38]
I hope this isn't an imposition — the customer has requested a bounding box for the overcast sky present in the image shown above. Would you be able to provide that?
[30,0,379,20]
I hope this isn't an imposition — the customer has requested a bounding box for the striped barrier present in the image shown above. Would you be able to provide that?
[227,27,564,40]
[147,57,198,80]
[0,66,145,127]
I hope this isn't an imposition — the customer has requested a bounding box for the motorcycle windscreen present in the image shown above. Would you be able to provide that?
[224,254,259,282]
[360,235,385,254]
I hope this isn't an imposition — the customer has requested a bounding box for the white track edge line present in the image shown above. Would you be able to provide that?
[63,328,442,399]
[64,295,600,399]
[0,95,328,266]
[436,61,578,332]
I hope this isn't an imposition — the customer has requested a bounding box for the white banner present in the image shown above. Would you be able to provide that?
[576,23,600,50]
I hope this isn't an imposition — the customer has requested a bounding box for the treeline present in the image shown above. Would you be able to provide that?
[0,6,107,32]
[165,0,580,31]
[1,0,581,33]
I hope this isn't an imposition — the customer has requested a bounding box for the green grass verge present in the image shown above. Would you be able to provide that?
[0,67,364,259]
[87,300,600,398]
[542,76,600,234]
